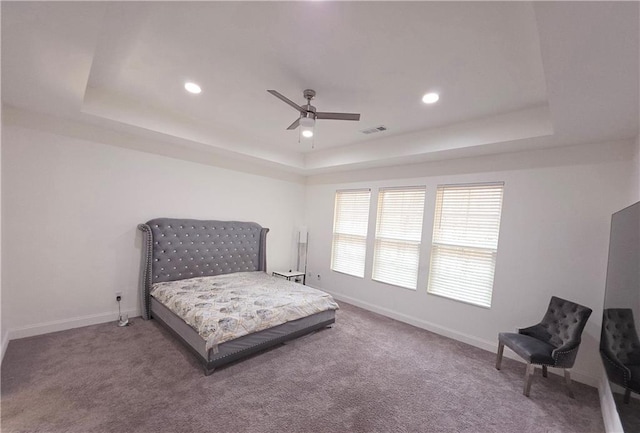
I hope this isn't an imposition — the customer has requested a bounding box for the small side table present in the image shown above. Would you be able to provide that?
[272,270,306,285]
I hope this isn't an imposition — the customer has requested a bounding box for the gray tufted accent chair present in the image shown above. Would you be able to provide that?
[495,296,592,398]
[600,308,640,404]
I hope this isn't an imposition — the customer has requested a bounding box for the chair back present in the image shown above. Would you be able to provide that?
[601,308,640,365]
[536,296,592,348]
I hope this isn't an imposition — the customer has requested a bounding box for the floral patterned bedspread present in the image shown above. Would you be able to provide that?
[151,271,339,351]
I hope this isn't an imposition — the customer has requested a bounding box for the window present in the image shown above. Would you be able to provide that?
[372,187,426,289]
[331,189,371,278]
[427,183,504,308]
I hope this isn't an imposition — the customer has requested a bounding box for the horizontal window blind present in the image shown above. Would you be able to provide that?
[427,183,504,307]
[373,187,426,289]
[331,189,371,278]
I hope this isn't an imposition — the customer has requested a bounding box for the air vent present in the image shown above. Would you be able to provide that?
[360,125,388,135]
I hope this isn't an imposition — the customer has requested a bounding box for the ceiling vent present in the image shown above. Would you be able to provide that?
[360,125,388,135]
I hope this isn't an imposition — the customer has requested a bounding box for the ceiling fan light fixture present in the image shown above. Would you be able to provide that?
[422,92,439,104]
[184,82,202,94]
[300,116,315,128]
[300,116,315,138]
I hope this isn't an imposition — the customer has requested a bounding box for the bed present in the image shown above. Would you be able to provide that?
[138,218,338,375]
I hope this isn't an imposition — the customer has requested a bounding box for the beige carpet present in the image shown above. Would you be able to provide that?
[1,302,603,433]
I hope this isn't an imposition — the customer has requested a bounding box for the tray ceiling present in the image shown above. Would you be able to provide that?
[2,2,638,176]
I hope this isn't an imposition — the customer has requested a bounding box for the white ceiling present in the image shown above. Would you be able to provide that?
[2,2,638,177]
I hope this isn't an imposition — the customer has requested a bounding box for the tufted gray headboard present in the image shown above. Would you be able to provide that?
[138,218,269,320]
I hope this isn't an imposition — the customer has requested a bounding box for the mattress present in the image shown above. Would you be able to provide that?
[150,271,339,351]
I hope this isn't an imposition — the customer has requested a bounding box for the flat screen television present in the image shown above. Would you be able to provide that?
[601,201,640,432]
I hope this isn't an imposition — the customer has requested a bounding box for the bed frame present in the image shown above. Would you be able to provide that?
[138,218,335,375]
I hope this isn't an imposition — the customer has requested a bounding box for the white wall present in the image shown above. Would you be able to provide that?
[304,140,637,385]
[634,134,640,201]
[0,5,6,361]
[1,120,305,341]
[2,110,638,386]
[0,41,4,361]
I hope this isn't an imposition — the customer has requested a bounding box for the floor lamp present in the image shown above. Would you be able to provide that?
[297,226,308,282]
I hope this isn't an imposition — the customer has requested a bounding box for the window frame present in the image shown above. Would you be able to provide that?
[330,188,372,278]
[426,182,505,308]
[372,186,427,290]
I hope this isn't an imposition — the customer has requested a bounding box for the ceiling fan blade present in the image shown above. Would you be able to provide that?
[316,112,361,121]
[286,117,301,130]
[267,90,303,112]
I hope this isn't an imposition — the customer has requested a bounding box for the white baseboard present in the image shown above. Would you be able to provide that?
[1,331,9,364]
[6,308,140,341]
[322,288,598,387]
[598,365,624,433]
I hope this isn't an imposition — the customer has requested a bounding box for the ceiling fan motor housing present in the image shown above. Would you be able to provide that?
[303,104,316,119]
[303,90,317,118]
[303,89,316,101]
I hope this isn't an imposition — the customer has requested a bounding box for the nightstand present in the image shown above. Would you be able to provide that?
[272,270,306,285]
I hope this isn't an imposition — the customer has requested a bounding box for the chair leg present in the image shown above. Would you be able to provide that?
[542,365,548,378]
[496,342,504,370]
[564,369,575,399]
[523,363,535,397]
[624,388,631,404]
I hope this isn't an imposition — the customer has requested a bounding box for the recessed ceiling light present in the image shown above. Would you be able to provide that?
[185,82,201,94]
[422,92,439,104]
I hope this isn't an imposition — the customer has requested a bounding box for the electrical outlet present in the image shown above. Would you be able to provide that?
[115,291,122,302]
[317,274,321,280]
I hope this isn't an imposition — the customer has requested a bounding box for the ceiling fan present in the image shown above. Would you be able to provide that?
[267,89,360,138]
